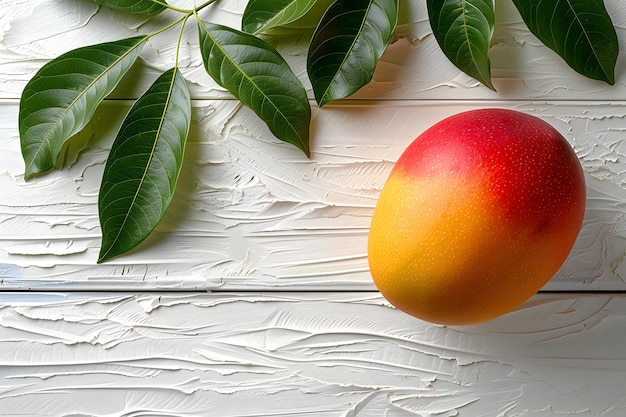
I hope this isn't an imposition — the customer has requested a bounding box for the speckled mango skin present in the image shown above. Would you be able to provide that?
[368,109,586,325]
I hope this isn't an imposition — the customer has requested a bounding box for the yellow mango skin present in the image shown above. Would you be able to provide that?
[368,109,586,325]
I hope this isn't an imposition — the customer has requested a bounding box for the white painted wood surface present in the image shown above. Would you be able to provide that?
[1,0,626,415]
[1,292,626,416]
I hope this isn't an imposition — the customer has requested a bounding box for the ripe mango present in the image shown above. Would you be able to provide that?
[368,109,586,325]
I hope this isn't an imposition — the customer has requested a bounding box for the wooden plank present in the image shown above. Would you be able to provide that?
[2,99,626,291]
[1,1,625,102]
[2,3,626,415]
[0,291,624,416]
[3,1,626,291]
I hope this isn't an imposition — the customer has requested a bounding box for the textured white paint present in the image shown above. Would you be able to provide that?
[2,0,626,100]
[2,100,626,290]
[0,292,626,416]
[2,1,626,414]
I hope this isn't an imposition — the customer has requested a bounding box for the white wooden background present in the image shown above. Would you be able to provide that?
[1,0,626,415]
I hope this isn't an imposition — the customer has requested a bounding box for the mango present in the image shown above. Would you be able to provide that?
[368,108,586,325]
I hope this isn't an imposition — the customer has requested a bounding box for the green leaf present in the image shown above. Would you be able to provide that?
[307,0,399,107]
[242,0,319,34]
[427,0,495,90]
[98,68,191,263]
[197,20,311,156]
[92,0,168,16]
[19,36,148,179]
[512,0,618,84]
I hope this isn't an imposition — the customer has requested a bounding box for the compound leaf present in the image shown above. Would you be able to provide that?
[19,36,147,179]
[427,0,495,90]
[197,20,311,156]
[93,0,168,16]
[98,67,191,263]
[512,0,618,84]
[242,0,319,34]
[307,0,399,107]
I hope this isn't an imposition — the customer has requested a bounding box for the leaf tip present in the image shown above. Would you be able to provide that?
[316,95,331,108]
[97,248,112,264]
[293,141,311,158]
[97,240,123,264]
[473,71,495,91]
[23,164,48,182]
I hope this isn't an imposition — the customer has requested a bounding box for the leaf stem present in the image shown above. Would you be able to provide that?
[150,0,189,13]
[147,0,220,38]
[194,0,220,13]
[148,14,188,37]
[152,0,219,15]
[174,13,191,67]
